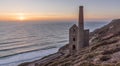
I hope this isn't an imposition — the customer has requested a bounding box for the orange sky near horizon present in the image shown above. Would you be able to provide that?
[0,0,119,22]
[0,13,117,22]
[0,13,75,21]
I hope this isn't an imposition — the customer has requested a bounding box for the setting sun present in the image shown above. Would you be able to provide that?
[16,13,26,21]
[18,16,25,21]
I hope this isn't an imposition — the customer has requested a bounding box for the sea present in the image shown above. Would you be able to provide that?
[0,21,109,66]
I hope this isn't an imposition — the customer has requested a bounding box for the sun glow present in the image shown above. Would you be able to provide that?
[17,13,26,21]
[19,16,25,21]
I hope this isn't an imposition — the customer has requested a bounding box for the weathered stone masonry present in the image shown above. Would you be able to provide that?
[69,6,89,54]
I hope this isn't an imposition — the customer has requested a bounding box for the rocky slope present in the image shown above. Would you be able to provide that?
[19,19,120,66]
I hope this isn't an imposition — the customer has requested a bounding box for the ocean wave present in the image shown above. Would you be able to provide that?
[0,38,42,47]
[0,48,59,66]
[0,45,58,58]
[57,40,68,43]
[0,35,36,42]
[0,40,23,45]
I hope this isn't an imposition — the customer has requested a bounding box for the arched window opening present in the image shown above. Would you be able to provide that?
[72,45,76,50]
[73,38,76,41]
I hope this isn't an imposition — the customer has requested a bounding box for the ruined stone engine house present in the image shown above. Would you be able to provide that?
[69,6,89,54]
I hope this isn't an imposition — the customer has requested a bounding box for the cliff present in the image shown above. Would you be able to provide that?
[19,19,120,66]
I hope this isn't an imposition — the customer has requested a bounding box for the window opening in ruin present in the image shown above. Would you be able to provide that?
[73,38,76,41]
[72,45,76,50]
[73,28,75,32]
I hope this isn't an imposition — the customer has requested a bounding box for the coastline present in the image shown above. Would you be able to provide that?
[19,19,120,66]
[0,22,108,66]
[0,48,59,66]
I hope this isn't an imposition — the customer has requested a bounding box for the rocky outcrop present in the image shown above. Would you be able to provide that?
[19,19,120,66]
[90,19,120,44]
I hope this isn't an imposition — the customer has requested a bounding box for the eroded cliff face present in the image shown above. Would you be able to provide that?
[19,19,120,66]
[90,19,120,45]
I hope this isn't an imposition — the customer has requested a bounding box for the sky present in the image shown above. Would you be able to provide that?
[0,0,120,22]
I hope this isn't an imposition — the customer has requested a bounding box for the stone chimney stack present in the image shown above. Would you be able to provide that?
[79,6,84,30]
[77,6,85,49]
[69,6,89,54]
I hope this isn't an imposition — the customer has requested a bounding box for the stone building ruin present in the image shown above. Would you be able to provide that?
[69,6,89,54]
